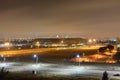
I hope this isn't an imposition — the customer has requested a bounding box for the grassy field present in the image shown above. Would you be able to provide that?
[0,48,97,62]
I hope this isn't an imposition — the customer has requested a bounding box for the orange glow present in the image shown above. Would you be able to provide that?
[88,39,92,43]
[93,39,96,42]
[60,40,64,44]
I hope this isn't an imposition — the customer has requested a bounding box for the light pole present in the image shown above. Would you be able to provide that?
[76,54,80,66]
[32,54,39,75]
[33,54,38,64]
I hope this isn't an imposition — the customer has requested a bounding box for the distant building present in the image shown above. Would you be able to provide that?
[33,38,87,47]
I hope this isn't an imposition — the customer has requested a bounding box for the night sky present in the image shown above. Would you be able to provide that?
[0,0,120,38]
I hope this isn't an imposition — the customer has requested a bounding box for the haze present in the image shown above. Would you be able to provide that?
[0,0,120,38]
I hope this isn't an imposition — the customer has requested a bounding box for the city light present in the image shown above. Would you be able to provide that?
[4,42,10,46]
[93,39,96,42]
[88,39,92,43]
[35,41,40,48]
[88,39,97,44]
[0,0,120,79]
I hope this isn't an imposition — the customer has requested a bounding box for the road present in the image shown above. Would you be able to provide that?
[0,61,120,79]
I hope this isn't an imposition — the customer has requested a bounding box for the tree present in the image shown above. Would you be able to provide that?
[113,52,120,62]
[99,47,107,53]
[106,44,114,52]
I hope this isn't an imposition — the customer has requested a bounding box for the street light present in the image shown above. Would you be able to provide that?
[88,39,92,43]
[33,54,38,64]
[32,54,39,75]
[76,54,80,66]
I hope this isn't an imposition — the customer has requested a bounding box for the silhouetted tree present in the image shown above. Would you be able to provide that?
[99,47,107,53]
[106,44,114,52]
[113,52,120,62]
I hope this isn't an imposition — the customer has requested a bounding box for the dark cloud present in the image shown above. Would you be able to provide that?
[0,0,120,38]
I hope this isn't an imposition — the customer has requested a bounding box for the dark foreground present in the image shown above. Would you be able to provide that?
[0,72,119,80]
[0,73,100,80]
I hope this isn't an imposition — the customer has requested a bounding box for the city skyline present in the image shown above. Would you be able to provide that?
[0,0,120,38]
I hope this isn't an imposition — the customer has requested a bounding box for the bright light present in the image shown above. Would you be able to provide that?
[0,63,7,67]
[88,39,92,43]
[4,42,10,46]
[93,39,96,42]
[76,54,80,58]
[36,41,40,44]
[35,41,40,48]
[33,54,37,58]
